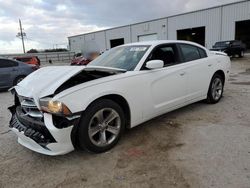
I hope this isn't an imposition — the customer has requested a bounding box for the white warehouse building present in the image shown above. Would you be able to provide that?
[68,0,250,54]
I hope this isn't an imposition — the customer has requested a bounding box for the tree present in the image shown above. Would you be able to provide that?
[27,49,38,53]
[44,48,68,52]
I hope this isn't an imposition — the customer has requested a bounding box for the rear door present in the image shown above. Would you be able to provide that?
[178,44,211,101]
[0,59,18,88]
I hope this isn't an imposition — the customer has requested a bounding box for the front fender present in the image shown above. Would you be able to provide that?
[52,71,148,128]
[57,88,129,113]
[53,81,144,128]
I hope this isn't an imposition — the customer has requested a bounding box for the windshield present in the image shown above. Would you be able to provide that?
[88,45,150,71]
[214,41,230,47]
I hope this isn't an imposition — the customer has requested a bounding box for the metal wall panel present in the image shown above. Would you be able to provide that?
[221,1,250,41]
[131,18,167,42]
[84,31,106,53]
[168,7,221,49]
[105,26,131,49]
[69,1,250,52]
[69,36,84,53]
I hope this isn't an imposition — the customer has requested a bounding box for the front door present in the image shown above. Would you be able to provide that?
[140,44,188,119]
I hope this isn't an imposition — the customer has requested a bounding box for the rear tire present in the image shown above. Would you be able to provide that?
[239,50,244,58]
[13,76,25,86]
[206,74,224,104]
[78,99,125,153]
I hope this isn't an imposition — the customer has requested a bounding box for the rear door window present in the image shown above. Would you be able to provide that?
[232,41,241,47]
[179,44,206,62]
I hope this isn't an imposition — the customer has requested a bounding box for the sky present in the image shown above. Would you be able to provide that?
[0,0,242,54]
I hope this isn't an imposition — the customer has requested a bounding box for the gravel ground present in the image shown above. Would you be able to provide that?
[0,56,249,188]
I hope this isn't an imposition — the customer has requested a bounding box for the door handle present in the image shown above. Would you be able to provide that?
[208,64,212,67]
[180,72,186,76]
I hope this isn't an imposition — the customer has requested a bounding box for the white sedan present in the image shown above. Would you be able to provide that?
[9,40,231,155]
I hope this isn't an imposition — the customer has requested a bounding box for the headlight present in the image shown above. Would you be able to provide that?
[40,98,72,116]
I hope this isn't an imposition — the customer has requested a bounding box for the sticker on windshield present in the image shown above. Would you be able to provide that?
[130,47,147,52]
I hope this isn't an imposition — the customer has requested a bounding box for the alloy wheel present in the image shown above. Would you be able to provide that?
[211,78,223,101]
[88,108,121,147]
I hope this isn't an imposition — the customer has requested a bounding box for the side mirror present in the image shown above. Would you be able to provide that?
[146,60,164,70]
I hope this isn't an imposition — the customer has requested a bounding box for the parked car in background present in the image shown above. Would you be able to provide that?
[9,40,231,156]
[14,56,40,67]
[71,52,100,65]
[211,40,246,57]
[0,58,37,90]
[70,55,90,66]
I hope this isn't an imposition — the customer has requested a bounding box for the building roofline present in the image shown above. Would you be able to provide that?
[68,0,247,39]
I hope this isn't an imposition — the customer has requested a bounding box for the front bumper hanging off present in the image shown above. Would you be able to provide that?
[9,105,76,156]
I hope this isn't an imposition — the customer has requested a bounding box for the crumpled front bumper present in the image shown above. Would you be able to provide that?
[9,106,75,156]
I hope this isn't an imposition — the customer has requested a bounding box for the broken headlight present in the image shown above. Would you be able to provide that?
[39,98,72,116]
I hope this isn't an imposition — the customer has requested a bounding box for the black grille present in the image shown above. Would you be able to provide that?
[9,106,56,148]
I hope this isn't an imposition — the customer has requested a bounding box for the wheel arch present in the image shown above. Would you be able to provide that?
[92,94,131,129]
[206,69,225,104]
[213,70,225,84]
[206,70,226,95]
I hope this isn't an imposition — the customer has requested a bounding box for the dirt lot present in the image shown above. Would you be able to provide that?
[0,56,250,188]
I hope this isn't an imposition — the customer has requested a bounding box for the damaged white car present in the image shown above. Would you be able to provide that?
[9,41,231,155]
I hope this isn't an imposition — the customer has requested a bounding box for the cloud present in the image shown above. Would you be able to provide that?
[0,0,241,53]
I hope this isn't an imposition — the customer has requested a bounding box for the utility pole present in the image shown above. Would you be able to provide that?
[16,19,26,53]
[53,44,58,49]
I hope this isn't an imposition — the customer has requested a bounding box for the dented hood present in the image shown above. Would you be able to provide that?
[15,66,85,98]
[15,65,126,99]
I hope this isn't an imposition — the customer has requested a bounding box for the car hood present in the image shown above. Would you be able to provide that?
[14,65,126,99]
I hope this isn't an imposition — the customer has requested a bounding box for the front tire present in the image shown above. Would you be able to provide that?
[78,99,125,153]
[206,74,224,104]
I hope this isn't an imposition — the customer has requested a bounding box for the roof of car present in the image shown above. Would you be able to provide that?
[122,40,206,49]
